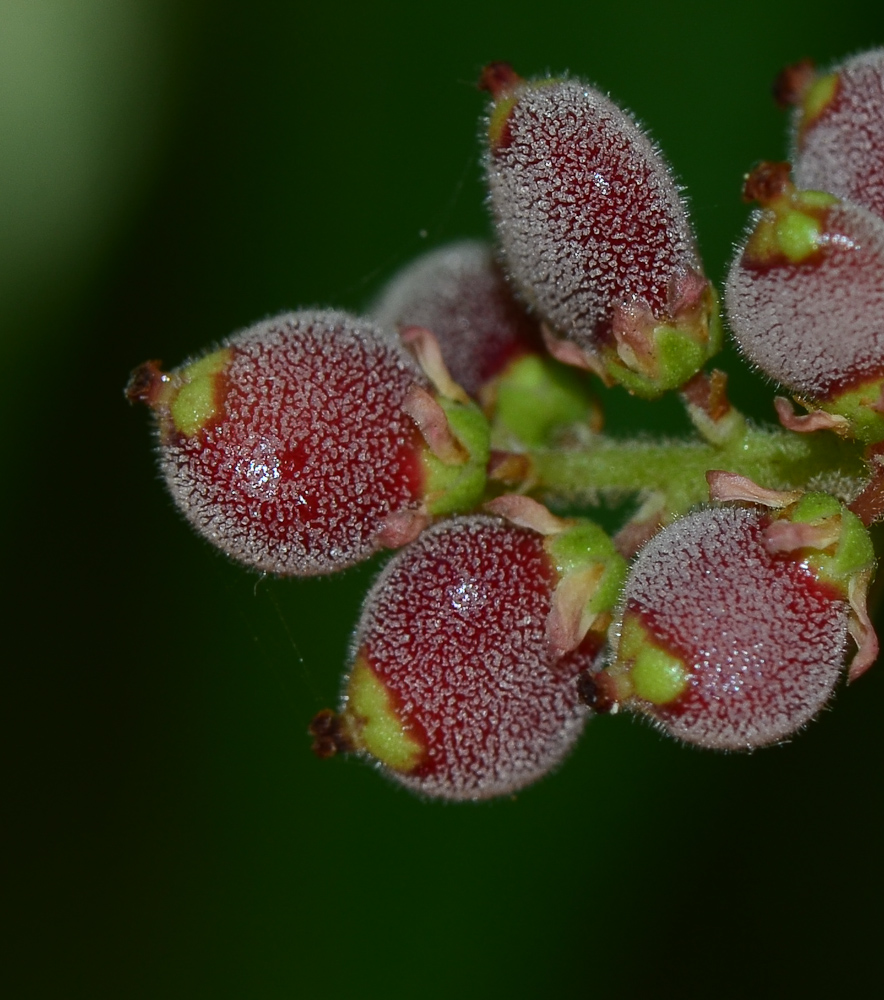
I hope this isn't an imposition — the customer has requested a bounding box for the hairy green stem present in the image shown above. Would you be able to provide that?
[529,423,868,519]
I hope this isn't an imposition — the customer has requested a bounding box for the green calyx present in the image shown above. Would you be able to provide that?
[817,379,884,444]
[491,353,600,446]
[422,397,491,516]
[614,613,689,706]
[546,520,627,620]
[604,286,723,399]
[168,348,233,438]
[786,493,875,593]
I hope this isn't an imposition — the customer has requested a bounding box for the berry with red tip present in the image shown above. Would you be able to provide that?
[589,498,874,750]
[783,49,884,222]
[316,511,625,801]
[480,65,720,397]
[126,310,489,577]
[725,162,884,442]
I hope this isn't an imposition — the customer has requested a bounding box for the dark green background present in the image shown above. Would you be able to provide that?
[5,1,883,996]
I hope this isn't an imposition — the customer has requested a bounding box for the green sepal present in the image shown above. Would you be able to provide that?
[422,398,491,516]
[817,379,884,444]
[546,520,627,617]
[788,492,875,592]
[492,353,599,446]
[603,288,723,400]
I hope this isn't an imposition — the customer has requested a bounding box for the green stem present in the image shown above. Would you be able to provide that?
[529,423,867,520]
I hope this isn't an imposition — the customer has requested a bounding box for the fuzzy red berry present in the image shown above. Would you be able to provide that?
[480,65,720,397]
[127,310,489,576]
[373,240,601,445]
[314,510,625,800]
[725,163,884,442]
[784,49,884,222]
[373,240,542,396]
[589,497,875,750]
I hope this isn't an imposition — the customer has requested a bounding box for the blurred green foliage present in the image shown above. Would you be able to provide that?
[4,1,883,996]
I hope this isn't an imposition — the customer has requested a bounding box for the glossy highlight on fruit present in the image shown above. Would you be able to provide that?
[127,310,432,576]
[329,514,621,801]
[481,64,720,396]
[593,504,855,750]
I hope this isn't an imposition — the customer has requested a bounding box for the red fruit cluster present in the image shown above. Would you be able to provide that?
[129,52,883,803]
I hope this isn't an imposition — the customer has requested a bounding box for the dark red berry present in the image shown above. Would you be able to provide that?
[787,49,884,222]
[594,500,874,750]
[373,240,602,445]
[725,164,884,442]
[330,512,624,800]
[128,310,432,576]
[373,240,542,397]
[481,67,720,396]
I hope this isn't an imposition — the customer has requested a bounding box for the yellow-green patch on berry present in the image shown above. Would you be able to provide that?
[169,347,233,437]
[745,192,837,266]
[617,613,689,706]
[343,658,424,774]
[488,95,517,150]
[799,72,839,132]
